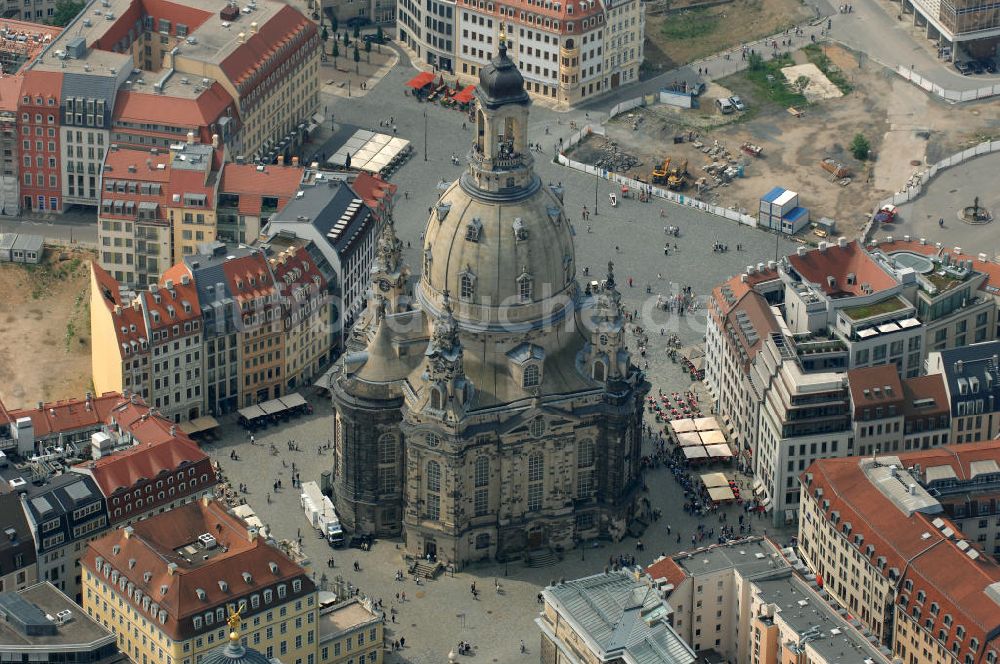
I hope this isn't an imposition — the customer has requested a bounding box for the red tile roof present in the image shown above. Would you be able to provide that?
[272,245,327,300]
[18,69,62,102]
[91,262,150,350]
[900,374,949,420]
[2,392,127,437]
[221,252,277,305]
[78,404,207,496]
[786,240,897,298]
[351,172,397,218]
[0,75,24,113]
[804,443,1000,658]
[220,6,316,91]
[93,0,211,53]
[142,265,202,333]
[220,163,304,216]
[113,83,234,131]
[722,288,778,373]
[83,499,314,640]
[847,365,904,419]
[165,168,215,210]
[459,0,605,33]
[645,556,687,589]
[0,20,61,72]
[103,148,172,182]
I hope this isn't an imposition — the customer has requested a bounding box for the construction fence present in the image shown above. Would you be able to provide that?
[897,66,1000,103]
[861,137,1000,241]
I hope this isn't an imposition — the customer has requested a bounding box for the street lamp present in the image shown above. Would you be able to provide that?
[594,171,599,216]
[423,109,429,161]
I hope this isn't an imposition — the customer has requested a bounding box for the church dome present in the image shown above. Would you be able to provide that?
[418,179,576,328]
[476,43,529,109]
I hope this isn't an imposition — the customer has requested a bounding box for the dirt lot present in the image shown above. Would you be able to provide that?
[0,249,94,409]
[571,44,1000,237]
[642,0,813,72]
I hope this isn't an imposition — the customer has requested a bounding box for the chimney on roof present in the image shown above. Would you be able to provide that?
[838,236,847,248]
[167,562,178,575]
[277,155,284,166]
[124,526,134,539]
[186,131,195,145]
[956,360,964,375]
[169,425,176,436]
[818,241,828,253]
[237,32,246,43]
[212,133,219,149]
[37,401,43,410]
[292,156,299,167]
[201,495,211,506]
[250,21,258,34]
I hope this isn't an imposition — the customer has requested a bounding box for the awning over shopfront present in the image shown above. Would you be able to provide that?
[406,71,435,89]
[453,85,475,103]
[179,415,220,435]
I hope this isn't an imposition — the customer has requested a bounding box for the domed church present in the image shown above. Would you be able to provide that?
[329,40,650,568]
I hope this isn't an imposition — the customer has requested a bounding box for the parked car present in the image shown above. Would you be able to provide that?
[715,97,735,114]
[729,95,746,111]
[363,33,390,44]
[980,59,997,73]
[955,60,972,75]
[969,60,984,74]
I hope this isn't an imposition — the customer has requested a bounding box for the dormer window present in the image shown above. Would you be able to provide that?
[465,217,482,242]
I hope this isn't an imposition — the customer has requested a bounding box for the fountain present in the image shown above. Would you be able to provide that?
[960,195,993,224]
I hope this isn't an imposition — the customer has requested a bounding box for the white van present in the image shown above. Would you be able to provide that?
[716,98,735,114]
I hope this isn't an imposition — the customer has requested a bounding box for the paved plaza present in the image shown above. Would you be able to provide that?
[201,52,800,663]
[876,152,1000,257]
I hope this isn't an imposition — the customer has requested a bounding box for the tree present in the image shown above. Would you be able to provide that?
[747,51,764,72]
[332,40,339,66]
[330,14,338,33]
[343,31,350,46]
[795,75,810,91]
[322,26,329,43]
[353,23,361,39]
[353,44,360,75]
[50,0,85,27]
[850,133,871,160]
[364,38,372,63]
[376,26,384,53]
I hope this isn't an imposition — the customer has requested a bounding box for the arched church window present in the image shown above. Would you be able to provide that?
[529,417,545,438]
[460,272,476,300]
[425,432,440,448]
[593,360,606,382]
[517,272,533,302]
[523,364,540,388]
[465,217,482,242]
[378,433,397,465]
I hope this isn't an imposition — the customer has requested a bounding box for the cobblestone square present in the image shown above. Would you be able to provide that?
[203,50,799,664]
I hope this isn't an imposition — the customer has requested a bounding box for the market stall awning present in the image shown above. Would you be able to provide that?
[701,430,727,445]
[692,416,722,431]
[669,419,698,434]
[259,399,286,416]
[705,444,734,458]
[701,472,730,488]
[676,431,703,447]
[279,392,307,409]
[453,85,475,103]
[179,415,220,435]
[237,405,267,421]
[407,71,436,89]
[708,486,736,502]
[683,446,709,460]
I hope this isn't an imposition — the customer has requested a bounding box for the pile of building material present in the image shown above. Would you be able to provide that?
[593,139,641,172]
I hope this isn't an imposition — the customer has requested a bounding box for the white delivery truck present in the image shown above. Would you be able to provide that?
[301,481,345,547]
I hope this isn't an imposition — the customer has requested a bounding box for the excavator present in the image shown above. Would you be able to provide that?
[667,159,688,190]
[651,158,671,185]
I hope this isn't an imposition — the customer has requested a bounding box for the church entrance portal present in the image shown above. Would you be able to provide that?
[527,527,544,550]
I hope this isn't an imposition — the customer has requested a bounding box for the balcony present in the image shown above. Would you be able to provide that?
[468,147,525,171]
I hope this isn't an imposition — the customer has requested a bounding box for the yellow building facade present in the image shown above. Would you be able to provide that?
[82,499,319,664]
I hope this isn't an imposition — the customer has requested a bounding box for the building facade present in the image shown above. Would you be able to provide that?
[329,46,649,567]
[317,599,383,664]
[799,443,1000,662]
[0,492,37,594]
[452,0,643,105]
[926,341,1000,445]
[82,498,318,664]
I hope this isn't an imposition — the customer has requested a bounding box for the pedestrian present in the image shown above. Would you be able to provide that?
[520,640,526,653]
[400,637,406,648]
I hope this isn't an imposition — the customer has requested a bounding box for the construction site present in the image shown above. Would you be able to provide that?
[567,44,1000,239]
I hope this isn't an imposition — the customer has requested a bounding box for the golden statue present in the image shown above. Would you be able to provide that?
[227,602,246,641]
[499,25,506,47]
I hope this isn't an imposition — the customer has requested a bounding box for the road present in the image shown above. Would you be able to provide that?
[0,211,97,247]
